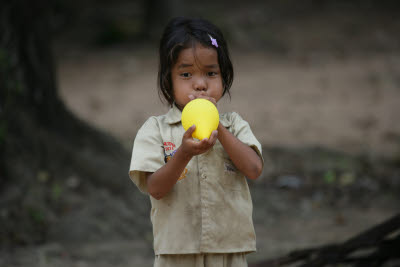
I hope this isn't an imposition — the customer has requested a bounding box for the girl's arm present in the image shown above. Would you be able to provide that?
[146,125,218,200]
[217,123,263,180]
[189,95,263,180]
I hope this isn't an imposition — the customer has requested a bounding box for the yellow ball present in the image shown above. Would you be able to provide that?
[181,99,219,140]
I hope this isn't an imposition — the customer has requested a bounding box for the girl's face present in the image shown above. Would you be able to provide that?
[171,43,223,110]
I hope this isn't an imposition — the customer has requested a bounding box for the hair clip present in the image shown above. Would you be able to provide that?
[208,34,218,48]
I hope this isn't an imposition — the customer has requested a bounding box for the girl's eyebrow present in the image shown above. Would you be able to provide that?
[177,63,193,69]
[177,63,219,69]
[204,64,219,69]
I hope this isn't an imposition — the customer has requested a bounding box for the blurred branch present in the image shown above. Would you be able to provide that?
[251,213,400,267]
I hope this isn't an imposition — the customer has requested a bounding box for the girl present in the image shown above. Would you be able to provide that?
[129,17,263,267]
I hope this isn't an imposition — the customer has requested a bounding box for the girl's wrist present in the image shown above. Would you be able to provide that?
[217,122,224,131]
[217,123,226,139]
[176,145,193,162]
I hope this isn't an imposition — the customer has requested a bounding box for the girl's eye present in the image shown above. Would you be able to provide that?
[207,72,218,77]
[180,72,191,78]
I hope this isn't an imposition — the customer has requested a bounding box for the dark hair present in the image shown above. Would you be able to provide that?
[158,17,234,107]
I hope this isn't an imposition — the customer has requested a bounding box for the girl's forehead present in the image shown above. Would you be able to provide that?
[175,44,218,67]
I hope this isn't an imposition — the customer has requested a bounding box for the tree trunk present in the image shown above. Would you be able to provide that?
[1,0,141,247]
[1,0,59,121]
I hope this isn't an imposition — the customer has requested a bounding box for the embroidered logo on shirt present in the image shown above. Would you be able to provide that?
[163,142,176,152]
[163,142,187,181]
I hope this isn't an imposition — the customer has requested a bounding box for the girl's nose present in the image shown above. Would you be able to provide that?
[193,77,207,91]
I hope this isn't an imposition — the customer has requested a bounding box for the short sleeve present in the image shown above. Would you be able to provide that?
[230,112,264,167]
[129,117,165,194]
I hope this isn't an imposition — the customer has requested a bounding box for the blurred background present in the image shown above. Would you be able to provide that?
[1,0,400,266]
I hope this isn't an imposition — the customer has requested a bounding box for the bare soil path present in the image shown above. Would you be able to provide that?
[57,46,400,158]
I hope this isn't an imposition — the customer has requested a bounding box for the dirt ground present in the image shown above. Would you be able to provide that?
[33,44,397,266]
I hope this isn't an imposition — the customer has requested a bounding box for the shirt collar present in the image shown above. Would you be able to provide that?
[165,104,182,124]
[165,103,232,127]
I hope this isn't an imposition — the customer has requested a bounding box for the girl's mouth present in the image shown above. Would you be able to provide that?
[189,94,208,100]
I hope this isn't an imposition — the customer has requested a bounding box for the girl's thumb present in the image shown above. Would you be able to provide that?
[184,125,196,138]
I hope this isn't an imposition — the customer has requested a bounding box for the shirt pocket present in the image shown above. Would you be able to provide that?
[212,142,244,190]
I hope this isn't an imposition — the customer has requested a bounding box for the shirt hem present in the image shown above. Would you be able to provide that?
[154,248,256,256]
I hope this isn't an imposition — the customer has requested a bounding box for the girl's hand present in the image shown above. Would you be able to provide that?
[188,94,217,107]
[180,125,218,157]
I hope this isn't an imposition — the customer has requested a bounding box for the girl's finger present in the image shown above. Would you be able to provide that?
[208,97,217,106]
[210,130,218,144]
[198,138,211,150]
[199,137,209,145]
[201,96,217,106]
[183,125,196,139]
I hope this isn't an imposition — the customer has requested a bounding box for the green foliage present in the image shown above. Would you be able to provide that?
[323,170,336,184]
[336,157,352,170]
[52,183,63,201]
[28,206,45,224]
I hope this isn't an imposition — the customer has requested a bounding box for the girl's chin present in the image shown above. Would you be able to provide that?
[174,102,186,111]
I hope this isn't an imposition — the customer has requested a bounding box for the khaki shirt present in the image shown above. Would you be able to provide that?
[129,105,263,255]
